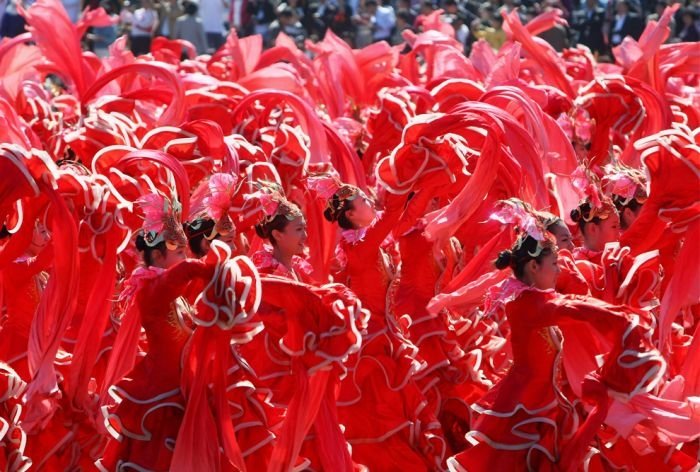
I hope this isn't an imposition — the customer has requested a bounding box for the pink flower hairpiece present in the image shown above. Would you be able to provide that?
[137,192,188,249]
[306,172,342,200]
[244,181,301,228]
[602,164,647,204]
[490,199,545,242]
[490,199,553,257]
[204,173,238,221]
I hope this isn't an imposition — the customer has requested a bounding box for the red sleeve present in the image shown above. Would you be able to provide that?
[359,192,405,249]
[151,258,211,301]
[538,294,665,397]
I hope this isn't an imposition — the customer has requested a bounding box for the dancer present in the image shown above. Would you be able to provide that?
[97,196,212,471]
[325,183,447,470]
[448,228,665,471]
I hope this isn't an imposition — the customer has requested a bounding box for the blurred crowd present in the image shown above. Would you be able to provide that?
[1,0,698,58]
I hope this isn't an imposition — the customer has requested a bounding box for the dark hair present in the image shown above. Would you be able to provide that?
[365,0,378,7]
[543,216,565,233]
[0,225,10,240]
[279,7,294,17]
[494,235,556,279]
[680,7,697,20]
[185,218,215,257]
[184,1,198,15]
[570,201,605,234]
[135,233,166,267]
[255,213,293,245]
[397,9,413,22]
[323,197,354,230]
[612,195,642,214]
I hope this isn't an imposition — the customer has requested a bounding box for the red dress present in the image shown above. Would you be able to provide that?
[230,247,316,469]
[392,225,477,457]
[573,244,662,311]
[0,252,51,380]
[0,362,30,471]
[448,278,665,471]
[243,247,364,470]
[97,260,210,471]
[333,198,446,470]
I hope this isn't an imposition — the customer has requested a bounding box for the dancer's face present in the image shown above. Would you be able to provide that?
[346,193,376,229]
[272,216,307,257]
[28,222,51,257]
[620,205,641,230]
[584,213,620,252]
[528,252,561,290]
[153,245,187,269]
[549,223,574,252]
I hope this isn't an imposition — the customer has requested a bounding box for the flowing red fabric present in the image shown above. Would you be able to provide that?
[501,9,573,98]
[116,150,192,218]
[614,5,680,93]
[20,0,95,99]
[81,62,186,126]
[23,182,80,433]
[259,278,362,470]
[231,89,329,165]
[64,229,121,414]
[173,246,262,471]
[173,328,246,472]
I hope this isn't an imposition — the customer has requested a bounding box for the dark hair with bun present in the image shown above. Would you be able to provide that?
[611,195,642,215]
[255,213,293,245]
[570,201,603,233]
[135,232,166,267]
[494,235,556,279]
[185,218,215,258]
[323,185,361,230]
[323,200,354,230]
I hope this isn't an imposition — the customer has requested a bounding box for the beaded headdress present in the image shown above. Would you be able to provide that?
[490,199,555,258]
[138,193,188,250]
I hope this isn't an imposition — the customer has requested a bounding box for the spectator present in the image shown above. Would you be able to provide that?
[307,0,335,38]
[1,0,32,38]
[573,0,607,54]
[396,0,417,24]
[368,0,395,42]
[119,0,136,36]
[538,0,570,50]
[174,0,208,53]
[159,0,183,38]
[90,0,119,56]
[678,7,699,41]
[63,0,81,23]
[392,8,414,44]
[447,12,470,51]
[328,0,354,41]
[473,11,507,50]
[130,0,159,55]
[245,0,275,37]
[608,0,644,46]
[200,0,228,51]
[286,0,306,21]
[418,0,434,17]
[352,0,374,47]
[267,4,307,46]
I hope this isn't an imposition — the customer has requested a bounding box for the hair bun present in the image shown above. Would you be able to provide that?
[254,223,270,239]
[570,208,581,223]
[494,250,514,270]
[323,202,338,223]
[135,233,148,252]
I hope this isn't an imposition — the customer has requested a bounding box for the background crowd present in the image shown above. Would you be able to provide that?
[0,0,698,58]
